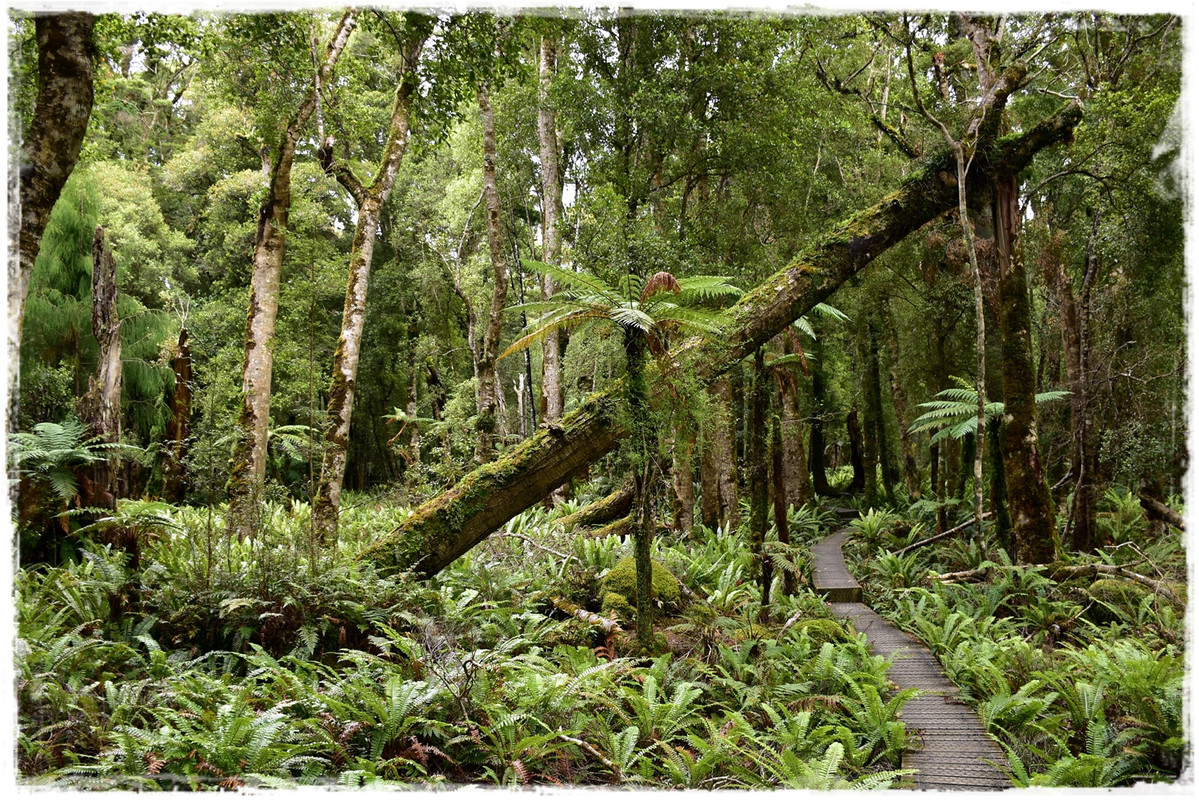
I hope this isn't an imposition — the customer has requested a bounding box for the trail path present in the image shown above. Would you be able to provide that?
[812,527,1010,791]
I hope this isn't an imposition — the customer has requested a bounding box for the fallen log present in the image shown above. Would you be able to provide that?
[359,100,1082,579]
[557,481,634,530]
[893,513,993,556]
[1138,493,1184,531]
[928,561,1184,610]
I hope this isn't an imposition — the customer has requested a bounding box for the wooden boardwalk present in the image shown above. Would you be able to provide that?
[813,529,1010,791]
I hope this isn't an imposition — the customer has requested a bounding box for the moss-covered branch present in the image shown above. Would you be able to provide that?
[360,101,1082,579]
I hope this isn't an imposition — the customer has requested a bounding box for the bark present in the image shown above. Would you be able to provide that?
[312,28,426,543]
[995,172,1056,564]
[559,481,635,529]
[360,102,1082,578]
[878,297,920,494]
[538,32,568,448]
[1138,493,1184,531]
[226,10,357,538]
[846,409,866,496]
[76,226,120,510]
[809,336,835,497]
[771,413,797,595]
[10,13,95,432]
[748,350,771,616]
[671,428,695,533]
[781,386,813,508]
[163,326,192,502]
[700,377,739,531]
[473,82,510,465]
[987,417,1012,549]
[625,332,655,649]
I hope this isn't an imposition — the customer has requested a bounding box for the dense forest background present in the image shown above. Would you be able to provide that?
[5,5,1191,790]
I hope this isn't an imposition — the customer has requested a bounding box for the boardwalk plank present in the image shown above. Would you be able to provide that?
[813,529,1011,791]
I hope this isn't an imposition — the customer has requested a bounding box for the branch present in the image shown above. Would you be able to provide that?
[893,512,993,556]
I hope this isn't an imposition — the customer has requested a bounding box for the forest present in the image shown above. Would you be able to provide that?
[6,6,1189,790]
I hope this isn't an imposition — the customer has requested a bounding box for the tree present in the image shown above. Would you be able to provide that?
[10,13,96,432]
[311,14,431,544]
[501,261,739,647]
[225,10,358,540]
[360,94,1081,577]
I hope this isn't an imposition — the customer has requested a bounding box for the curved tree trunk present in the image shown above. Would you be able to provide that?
[312,27,426,543]
[10,13,95,433]
[358,102,1082,577]
[226,10,357,539]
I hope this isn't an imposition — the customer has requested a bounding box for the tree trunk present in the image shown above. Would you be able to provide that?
[312,28,426,544]
[995,172,1056,563]
[781,388,812,509]
[771,412,797,595]
[163,326,192,502]
[10,13,95,433]
[624,331,656,649]
[226,11,357,539]
[559,481,634,529]
[809,336,836,497]
[358,102,1081,578]
[473,82,510,465]
[76,226,120,511]
[847,409,866,495]
[538,32,568,490]
[671,427,695,533]
[700,377,738,531]
[879,297,919,494]
[748,349,771,616]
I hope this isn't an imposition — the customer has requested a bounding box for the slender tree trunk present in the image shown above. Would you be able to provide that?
[227,11,357,539]
[312,28,426,543]
[538,32,568,483]
[473,82,510,465]
[995,172,1056,563]
[76,226,120,510]
[847,409,866,495]
[358,102,1082,578]
[809,336,835,497]
[748,349,771,616]
[624,331,656,649]
[771,412,797,595]
[867,318,898,505]
[163,326,192,502]
[10,13,95,434]
[879,297,919,494]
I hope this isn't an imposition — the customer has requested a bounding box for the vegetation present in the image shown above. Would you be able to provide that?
[7,7,1186,789]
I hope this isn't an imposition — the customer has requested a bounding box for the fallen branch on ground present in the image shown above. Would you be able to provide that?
[893,512,994,556]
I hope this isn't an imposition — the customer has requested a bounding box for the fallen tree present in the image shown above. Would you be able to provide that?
[359,97,1082,579]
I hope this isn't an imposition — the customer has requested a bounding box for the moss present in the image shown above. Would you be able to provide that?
[1086,578,1149,622]
[790,617,851,645]
[600,591,634,620]
[600,557,681,612]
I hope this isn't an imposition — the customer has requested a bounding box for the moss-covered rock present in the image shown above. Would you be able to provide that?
[1086,578,1149,622]
[600,591,634,621]
[791,617,851,645]
[600,557,681,611]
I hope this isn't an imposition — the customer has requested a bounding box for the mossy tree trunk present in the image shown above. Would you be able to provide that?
[699,377,738,531]
[748,349,771,616]
[780,335,813,508]
[359,101,1081,577]
[847,409,866,496]
[10,13,95,434]
[227,11,358,539]
[879,296,920,495]
[312,26,427,544]
[624,330,656,649]
[995,171,1056,563]
[671,426,695,533]
[809,335,836,497]
[771,413,797,595]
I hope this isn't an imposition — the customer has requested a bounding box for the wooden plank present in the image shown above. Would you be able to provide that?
[813,528,1012,792]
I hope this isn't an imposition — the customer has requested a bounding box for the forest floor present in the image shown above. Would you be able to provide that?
[14,486,1187,788]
